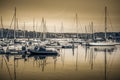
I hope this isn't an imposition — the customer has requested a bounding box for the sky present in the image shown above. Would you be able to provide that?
[0,0,120,33]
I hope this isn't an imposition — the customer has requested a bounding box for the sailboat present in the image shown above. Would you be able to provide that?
[6,7,18,54]
[45,24,62,49]
[70,13,81,44]
[54,22,78,49]
[61,14,78,48]
[88,6,115,46]
[29,18,59,55]
[6,7,26,54]
[0,16,8,47]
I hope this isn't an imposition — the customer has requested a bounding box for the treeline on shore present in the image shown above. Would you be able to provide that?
[0,28,120,41]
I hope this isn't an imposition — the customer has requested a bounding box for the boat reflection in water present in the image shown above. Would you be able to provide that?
[93,46,116,53]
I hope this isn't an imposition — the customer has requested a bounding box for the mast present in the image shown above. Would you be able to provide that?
[1,16,3,38]
[33,19,35,39]
[41,18,44,40]
[85,26,88,41]
[54,25,56,38]
[91,22,94,40]
[44,20,47,40]
[105,6,107,40]
[75,13,78,38]
[35,22,38,38]
[13,7,17,80]
[61,22,64,38]
[41,17,46,40]
[16,18,19,38]
[23,22,25,39]
[14,7,16,40]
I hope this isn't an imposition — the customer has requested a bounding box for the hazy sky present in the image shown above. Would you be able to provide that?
[0,0,120,33]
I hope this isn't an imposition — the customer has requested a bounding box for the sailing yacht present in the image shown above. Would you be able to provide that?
[5,7,27,54]
[88,6,115,46]
[28,18,60,55]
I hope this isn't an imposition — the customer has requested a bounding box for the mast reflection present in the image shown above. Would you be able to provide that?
[85,46,117,80]
[28,54,59,72]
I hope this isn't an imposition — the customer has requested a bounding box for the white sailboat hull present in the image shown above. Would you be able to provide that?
[88,42,115,46]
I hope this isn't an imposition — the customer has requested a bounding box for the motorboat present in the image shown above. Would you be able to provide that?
[29,46,59,55]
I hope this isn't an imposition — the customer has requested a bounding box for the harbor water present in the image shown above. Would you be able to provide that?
[0,45,120,80]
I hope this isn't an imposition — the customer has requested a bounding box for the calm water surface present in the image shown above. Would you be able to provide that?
[0,45,120,80]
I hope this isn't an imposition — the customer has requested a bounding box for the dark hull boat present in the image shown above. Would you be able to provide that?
[0,48,5,54]
[62,44,78,49]
[30,50,58,55]
[29,46,59,55]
